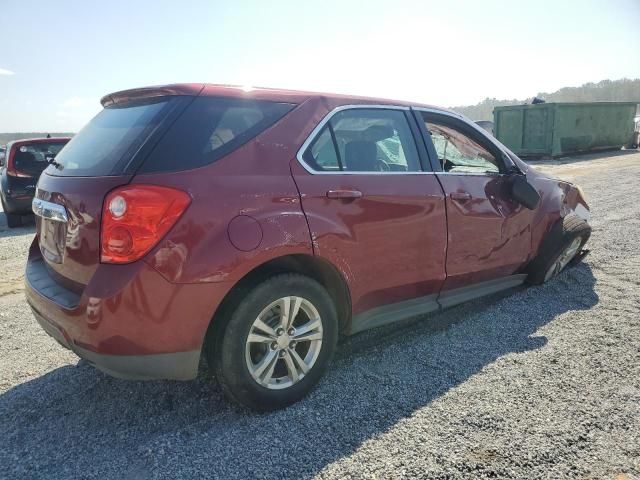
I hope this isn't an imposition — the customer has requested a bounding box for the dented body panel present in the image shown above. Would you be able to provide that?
[435,173,534,291]
[511,154,589,257]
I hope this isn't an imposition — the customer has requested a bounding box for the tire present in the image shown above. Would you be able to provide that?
[209,273,338,411]
[5,212,22,228]
[526,213,591,285]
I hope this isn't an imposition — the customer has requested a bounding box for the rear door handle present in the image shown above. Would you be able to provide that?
[326,189,363,199]
[449,192,472,201]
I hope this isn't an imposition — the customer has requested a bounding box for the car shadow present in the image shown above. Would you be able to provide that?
[0,263,598,479]
[0,212,35,238]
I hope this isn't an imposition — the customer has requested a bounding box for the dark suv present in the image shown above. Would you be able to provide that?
[1,137,70,227]
[26,84,591,410]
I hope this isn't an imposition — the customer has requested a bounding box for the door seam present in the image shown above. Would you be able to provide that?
[288,159,317,255]
[433,172,450,296]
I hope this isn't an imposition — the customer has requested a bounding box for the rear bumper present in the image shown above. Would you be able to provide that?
[32,307,199,380]
[25,242,230,381]
[1,174,36,213]
[1,191,33,214]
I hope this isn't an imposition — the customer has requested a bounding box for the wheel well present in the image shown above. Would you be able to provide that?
[206,255,352,349]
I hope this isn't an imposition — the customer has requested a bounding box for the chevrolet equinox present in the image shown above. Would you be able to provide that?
[26,84,591,410]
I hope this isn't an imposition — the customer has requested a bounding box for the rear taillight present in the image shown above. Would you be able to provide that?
[6,148,28,177]
[101,185,191,264]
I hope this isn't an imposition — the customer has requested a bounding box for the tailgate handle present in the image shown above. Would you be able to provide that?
[326,189,362,199]
[32,198,68,223]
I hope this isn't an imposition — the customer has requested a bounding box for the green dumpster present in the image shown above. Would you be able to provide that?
[493,102,637,157]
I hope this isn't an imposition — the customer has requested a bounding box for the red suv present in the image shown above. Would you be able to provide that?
[26,84,591,410]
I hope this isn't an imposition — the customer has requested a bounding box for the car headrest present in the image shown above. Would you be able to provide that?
[14,151,36,165]
[344,141,377,171]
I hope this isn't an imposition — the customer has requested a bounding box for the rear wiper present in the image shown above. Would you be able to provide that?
[45,156,62,169]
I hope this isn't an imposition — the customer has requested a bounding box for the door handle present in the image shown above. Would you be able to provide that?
[326,189,363,199]
[449,192,472,201]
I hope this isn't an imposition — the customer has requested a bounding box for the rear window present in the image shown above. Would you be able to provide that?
[13,142,68,176]
[47,98,178,177]
[139,97,295,173]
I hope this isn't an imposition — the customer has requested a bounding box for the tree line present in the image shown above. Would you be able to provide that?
[0,132,75,145]
[453,78,640,121]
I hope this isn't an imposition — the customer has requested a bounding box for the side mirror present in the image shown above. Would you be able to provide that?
[510,174,540,210]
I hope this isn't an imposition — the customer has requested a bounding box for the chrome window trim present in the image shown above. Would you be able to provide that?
[32,198,68,223]
[295,104,435,176]
[295,103,519,176]
[411,106,464,119]
[434,171,506,177]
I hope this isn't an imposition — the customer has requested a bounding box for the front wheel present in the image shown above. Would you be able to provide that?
[526,214,591,285]
[210,274,338,411]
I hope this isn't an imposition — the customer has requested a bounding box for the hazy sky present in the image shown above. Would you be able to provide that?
[1,0,638,132]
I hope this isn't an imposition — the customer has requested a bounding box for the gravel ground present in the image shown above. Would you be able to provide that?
[0,151,639,479]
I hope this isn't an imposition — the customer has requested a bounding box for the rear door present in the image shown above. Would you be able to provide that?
[415,109,533,291]
[291,106,447,318]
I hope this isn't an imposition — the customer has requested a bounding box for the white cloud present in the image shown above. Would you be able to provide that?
[0,68,15,75]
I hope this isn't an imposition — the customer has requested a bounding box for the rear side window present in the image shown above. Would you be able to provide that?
[12,142,67,176]
[48,98,177,177]
[140,97,295,173]
[303,108,421,173]
[307,127,341,171]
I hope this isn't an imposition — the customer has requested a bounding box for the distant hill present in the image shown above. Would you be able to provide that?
[453,78,640,121]
[0,132,75,146]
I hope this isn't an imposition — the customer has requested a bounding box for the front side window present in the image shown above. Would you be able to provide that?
[423,117,500,174]
[303,108,421,173]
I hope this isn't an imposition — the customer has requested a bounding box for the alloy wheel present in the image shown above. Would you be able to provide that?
[544,237,583,282]
[245,296,323,390]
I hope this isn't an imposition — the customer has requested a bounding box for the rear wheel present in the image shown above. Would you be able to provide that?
[526,214,591,285]
[210,274,338,411]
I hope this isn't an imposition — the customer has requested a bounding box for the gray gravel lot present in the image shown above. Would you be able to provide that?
[0,151,639,479]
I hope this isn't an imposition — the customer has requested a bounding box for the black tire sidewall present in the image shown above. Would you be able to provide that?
[1,197,21,228]
[5,212,22,228]
[527,214,591,285]
[214,274,338,411]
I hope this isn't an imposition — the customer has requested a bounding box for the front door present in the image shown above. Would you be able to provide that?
[416,110,533,291]
[291,106,447,316]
